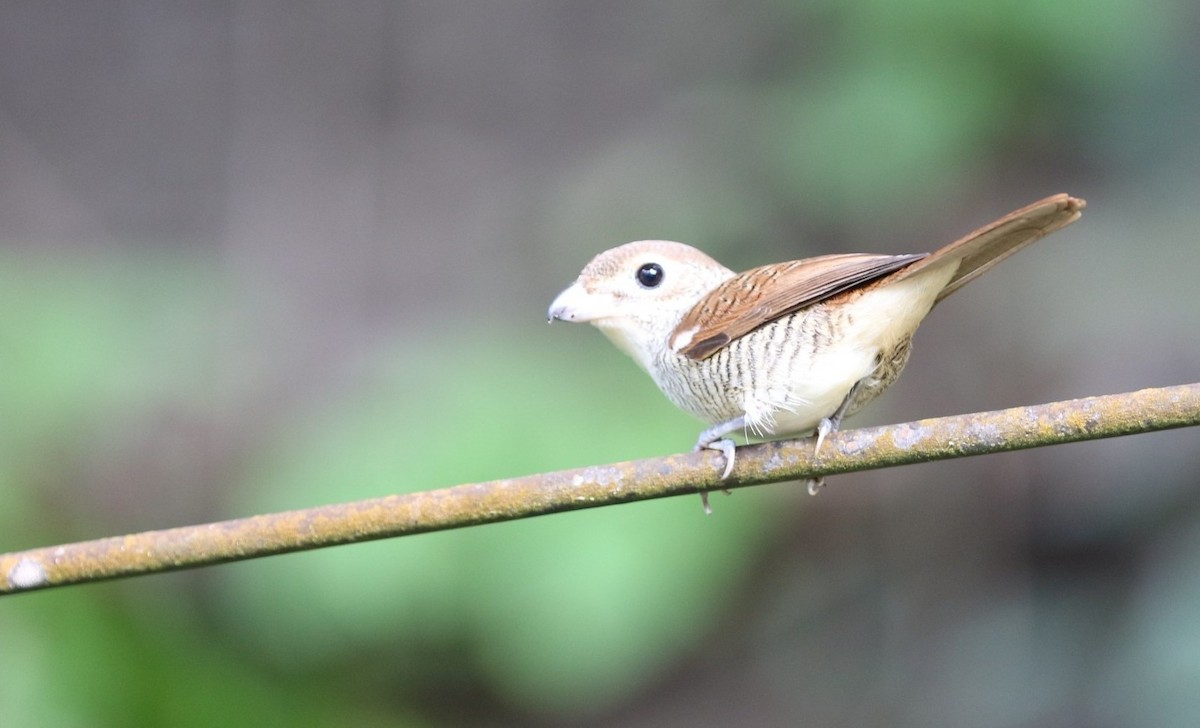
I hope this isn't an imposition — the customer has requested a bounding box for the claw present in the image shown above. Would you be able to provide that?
[706,438,737,479]
[693,437,737,513]
[700,439,736,513]
[692,416,746,512]
[807,404,845,497]
[814,417,833,455]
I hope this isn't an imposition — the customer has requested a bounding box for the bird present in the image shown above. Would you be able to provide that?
[548,194,1085,512]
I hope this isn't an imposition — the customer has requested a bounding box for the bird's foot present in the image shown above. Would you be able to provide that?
[813,379,860,457]
[693,420,743,514]
[814,416,835,455]
[807,412,841,496]
[702,437,737,480]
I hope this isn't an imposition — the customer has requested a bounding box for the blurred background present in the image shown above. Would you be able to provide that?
[1,2,1198,726]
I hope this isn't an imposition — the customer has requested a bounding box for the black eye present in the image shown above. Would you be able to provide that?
[636,262,664,288]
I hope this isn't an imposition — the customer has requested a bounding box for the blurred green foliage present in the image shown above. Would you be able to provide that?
[0,254,217,540]
[219,336,774,715]
[0,255,780,723]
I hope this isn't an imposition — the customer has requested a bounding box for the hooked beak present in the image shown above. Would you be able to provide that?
[547,282,604,324]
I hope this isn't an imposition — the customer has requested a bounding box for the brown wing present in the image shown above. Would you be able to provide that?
[887,193,1086,303]
[672,252,926,360]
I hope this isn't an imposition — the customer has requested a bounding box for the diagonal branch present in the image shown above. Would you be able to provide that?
[3,383,1198,596]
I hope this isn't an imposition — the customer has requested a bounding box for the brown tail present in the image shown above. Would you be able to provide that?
[890,193,1086,303]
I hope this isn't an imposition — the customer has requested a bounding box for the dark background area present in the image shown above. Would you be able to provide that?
[2,2,1199,726]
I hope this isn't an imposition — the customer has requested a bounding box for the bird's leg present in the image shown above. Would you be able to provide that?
[693,415,746,513]
[814,380,862,454]
[807,381,865,495]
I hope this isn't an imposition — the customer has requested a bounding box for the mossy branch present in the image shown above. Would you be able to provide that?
[3,383,1198,596]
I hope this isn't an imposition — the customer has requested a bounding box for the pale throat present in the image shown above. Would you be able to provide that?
[595,316,672,374]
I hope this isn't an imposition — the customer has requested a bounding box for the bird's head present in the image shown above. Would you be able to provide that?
[548,240,735,372]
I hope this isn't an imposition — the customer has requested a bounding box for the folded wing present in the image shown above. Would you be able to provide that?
[672,252,926,360]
